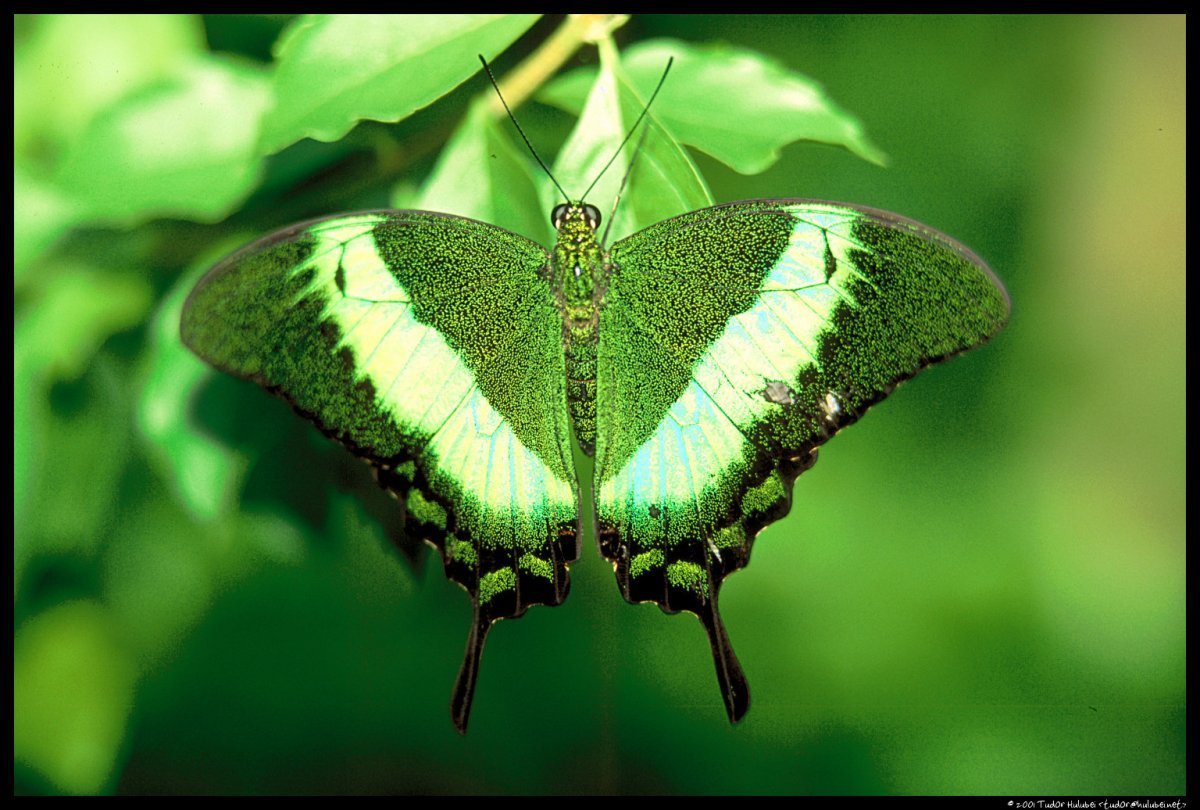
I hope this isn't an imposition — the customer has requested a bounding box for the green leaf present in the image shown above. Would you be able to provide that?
[14,601,137,795]
[14,162,79,282]
[102,500,216,664]
[260,14,540,153]
[549,38,711,244]
[53,58,271,226]
[14,265,153,385]
[138,259,249,523]
[14,14,205,163]
[541,38,888,174]
[415,100,550,245]
[14,267,151,581]
[19,355,134,577]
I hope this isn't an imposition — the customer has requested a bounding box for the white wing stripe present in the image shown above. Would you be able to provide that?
[288,217,574,525]
[599,205,861,514]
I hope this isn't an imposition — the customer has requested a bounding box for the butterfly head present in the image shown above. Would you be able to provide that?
[551,202,601,235]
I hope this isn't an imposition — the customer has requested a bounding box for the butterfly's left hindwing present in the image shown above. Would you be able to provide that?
[594,200,1010,721]
[182,212,580,731]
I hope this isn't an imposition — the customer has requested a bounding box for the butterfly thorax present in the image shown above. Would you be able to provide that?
[550,202,606,454]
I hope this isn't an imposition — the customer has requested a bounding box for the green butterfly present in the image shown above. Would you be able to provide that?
[182,111,1009,733]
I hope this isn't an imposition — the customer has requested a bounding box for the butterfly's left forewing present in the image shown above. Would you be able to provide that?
[182,212,579,731]
[594,200,1009,721]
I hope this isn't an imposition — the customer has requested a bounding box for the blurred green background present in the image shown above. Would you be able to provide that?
[13,14,1184,795]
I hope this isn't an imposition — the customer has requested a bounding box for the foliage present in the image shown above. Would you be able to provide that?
[13,13,1185,796]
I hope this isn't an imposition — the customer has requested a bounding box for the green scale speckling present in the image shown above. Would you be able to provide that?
[181,194,1008,734]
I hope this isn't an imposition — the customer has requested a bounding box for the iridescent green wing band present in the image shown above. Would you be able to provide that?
[594,200,1010,721]
[181,212,580,732]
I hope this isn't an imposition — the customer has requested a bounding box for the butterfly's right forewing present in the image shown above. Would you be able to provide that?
[181,211,580,732]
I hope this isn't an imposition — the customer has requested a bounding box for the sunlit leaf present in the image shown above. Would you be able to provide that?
[548,38,711,244]
[260,14,540,153]
[541,38,887,174]
[14,14,205,162]
[53,58,271,226]
[14,266,152,383]
[14,162,79,282]
[415,100,549,244]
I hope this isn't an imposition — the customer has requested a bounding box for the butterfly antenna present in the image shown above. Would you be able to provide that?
[581,56,674,202]
[601,121,652,246]
[479,55,570,204]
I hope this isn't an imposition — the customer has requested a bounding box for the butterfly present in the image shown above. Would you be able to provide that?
[181,74,1009,733]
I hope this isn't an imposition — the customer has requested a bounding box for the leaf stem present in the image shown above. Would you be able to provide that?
[484,14,628,117]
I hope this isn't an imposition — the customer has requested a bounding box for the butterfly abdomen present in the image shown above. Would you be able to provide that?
[565,326,598,454]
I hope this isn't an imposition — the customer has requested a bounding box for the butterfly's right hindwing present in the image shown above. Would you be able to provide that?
[182,212,580,731]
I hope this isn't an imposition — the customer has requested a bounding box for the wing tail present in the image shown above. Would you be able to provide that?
[701,586,750,723]
[451,606,491,734]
